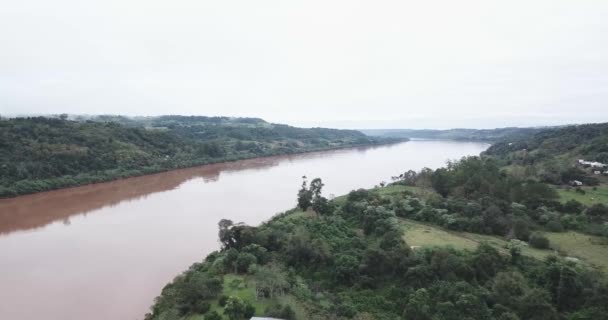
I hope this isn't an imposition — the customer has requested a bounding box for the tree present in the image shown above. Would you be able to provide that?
[471,243,505,281]
[518,289,558,320]
[312,195,333,215]
[563,199,585,214]
[403,289,433,320]
[492,272,529,309]
[431,168,451,197]
[310,178,324,198]
[218,219,235,248]
[251,264,290,299]
[297,176,313,210]
[224,296,247,320]
[218,220,256,250]
[333,254,360,285]
[586,204,608,222]
[236,252,257,273]
[513,219,531,241]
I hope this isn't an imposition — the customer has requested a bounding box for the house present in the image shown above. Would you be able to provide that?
[570,180,583,186]
[594,171,601,175]
[578,159,607,168]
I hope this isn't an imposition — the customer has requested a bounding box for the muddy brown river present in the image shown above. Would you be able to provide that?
[0,140,488,320]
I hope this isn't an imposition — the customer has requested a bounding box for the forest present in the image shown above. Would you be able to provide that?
[146,122,608,320]
[0,116,398,197]
[361,127,545,142]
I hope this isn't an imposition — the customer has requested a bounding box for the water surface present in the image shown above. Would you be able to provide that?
[0,140,488,320]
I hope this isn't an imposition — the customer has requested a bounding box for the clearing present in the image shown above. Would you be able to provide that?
[400,219,608,272]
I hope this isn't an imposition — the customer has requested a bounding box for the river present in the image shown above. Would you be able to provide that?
[0,140,488,320]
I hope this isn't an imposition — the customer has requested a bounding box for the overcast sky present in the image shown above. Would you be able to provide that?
[1,1,607,129]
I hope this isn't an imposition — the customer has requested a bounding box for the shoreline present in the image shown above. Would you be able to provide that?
[1,139,407,200]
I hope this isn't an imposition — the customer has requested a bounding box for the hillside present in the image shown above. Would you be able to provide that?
[361,127,545,142]
[484,122,608,186]
[146,181,608,320]
[0,116,399,197]
[146,123,608,320]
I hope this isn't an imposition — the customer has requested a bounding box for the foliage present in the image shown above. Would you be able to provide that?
[0,116,396,197]
[147,180,608,320]
[529,232,551,249]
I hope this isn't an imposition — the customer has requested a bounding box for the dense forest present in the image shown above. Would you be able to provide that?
[0,116,399,197]
[147,122,608,320]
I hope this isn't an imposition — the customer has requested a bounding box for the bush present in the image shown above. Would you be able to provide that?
[236,253,257,273]
[244,302,256,318]
[546,220,564,232]
[205,311,222,320]
[265,303,296,320]
[513,219,531,241]
[218,295,229,307]
[193,301,211,314]
[529,232,550,249]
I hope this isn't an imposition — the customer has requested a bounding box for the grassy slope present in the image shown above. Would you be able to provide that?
[400,217,608,271]
[556,185,608,206]
[375,183,608,271]
[546,232,608,271]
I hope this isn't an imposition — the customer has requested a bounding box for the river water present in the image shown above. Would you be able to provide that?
[0,140,488,320]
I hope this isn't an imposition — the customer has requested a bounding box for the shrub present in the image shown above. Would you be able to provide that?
[529,232,550,249]
[244,302,256,318]
[513,219,531,241]
[265,303,296,320]
[205,311,222,320]
[218,295,229,307]
[545,220,564,232]
[236,253,257,273]
[193,301,211,314]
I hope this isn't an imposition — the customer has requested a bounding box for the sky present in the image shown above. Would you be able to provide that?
[1,0,608,129]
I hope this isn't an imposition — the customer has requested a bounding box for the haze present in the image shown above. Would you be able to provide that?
[2,0,608,129]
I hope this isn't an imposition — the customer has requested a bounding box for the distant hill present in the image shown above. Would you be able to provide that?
[485,122,608,162]
[0,116,401,197]
[361,127,546,142]
[484,122,608,185]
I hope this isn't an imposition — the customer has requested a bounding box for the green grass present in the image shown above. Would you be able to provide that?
[401,219,608,272]
[401,219,479,251]
[545,232,608,272]
[556,185,608,206]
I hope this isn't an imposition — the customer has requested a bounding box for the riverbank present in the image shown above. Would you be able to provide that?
[1,138,406,199]
[0,140,488,320]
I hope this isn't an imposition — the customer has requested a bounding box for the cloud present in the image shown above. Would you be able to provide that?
[1,0,608,128]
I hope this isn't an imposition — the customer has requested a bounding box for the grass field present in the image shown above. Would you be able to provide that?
[556,185,608,206]
[400,219,608,271]
[545,231,608,271]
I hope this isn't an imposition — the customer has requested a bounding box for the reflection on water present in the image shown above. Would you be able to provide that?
[0,141,488,320]
[0,156,279,235]
[0,145,403,236]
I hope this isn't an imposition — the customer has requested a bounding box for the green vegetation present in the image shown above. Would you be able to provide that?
[546,232,608,271]
[556,185,608,206]
[147,176,608,320]
[0,116,400,197]
[146,122,608,319]
[362,127,544,142]
[485,122,608,186]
